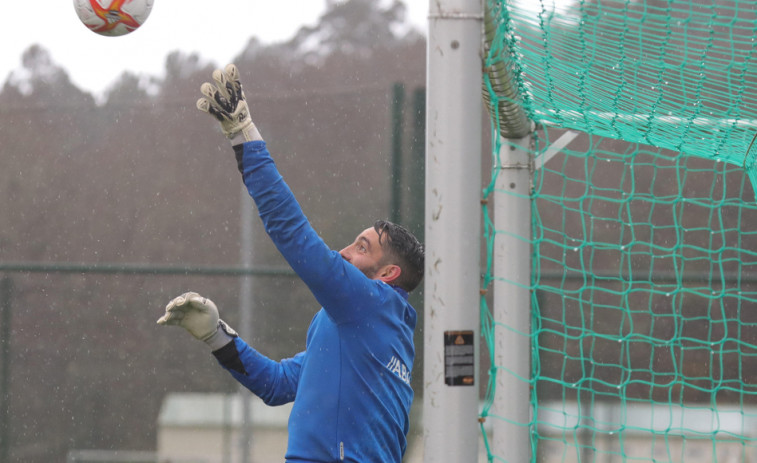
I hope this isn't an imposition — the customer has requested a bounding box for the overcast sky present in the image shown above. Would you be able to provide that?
[1,0,428,98]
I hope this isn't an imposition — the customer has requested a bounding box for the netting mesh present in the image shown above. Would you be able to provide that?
[481,1,757,461]
[491,0,757,183]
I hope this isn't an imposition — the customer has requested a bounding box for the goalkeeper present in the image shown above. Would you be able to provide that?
[157,64,424,463]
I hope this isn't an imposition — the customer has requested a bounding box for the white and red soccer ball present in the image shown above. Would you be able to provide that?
[73,0,154,37]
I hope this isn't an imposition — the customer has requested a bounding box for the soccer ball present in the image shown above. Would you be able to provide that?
[73,0,154,37]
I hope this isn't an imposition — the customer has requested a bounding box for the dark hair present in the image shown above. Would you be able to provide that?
[373,220,425,292]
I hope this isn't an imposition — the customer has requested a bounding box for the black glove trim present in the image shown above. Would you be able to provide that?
[234,144,245,174]
[213,340,248,375]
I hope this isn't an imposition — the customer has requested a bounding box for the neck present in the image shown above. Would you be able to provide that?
[391,285,409,300]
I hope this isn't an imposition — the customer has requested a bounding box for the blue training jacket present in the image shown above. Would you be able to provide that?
[212,141,417,463]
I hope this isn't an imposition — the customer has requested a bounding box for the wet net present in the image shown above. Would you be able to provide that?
[480,1,757,462]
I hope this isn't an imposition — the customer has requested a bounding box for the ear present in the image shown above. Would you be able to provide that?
[377,264,402,284]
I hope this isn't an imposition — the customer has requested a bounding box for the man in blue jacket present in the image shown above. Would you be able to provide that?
[157,64,424,463]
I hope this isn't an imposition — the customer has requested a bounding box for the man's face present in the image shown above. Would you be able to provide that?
[339,227,386,279]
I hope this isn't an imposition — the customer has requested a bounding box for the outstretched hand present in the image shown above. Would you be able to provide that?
[158,292,238,351]
[196,64,262,144]
[157,291,220,341]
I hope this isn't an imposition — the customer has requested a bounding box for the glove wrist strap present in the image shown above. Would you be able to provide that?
[229,123,263,146]
[204,320,238,351]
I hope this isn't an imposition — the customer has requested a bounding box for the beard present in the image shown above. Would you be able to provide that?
[354,261,383,280]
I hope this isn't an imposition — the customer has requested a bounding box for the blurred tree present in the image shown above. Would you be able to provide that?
[289,0,420,60]
[9,45,96,108]
[104,72,151,107]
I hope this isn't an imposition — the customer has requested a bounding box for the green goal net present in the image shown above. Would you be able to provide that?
[481,1,757,462]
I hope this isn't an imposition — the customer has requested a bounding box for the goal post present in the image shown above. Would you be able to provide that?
[423,0,483,461]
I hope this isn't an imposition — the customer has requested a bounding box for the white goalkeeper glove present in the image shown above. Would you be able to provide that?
[157,292,237,351]
[196,64,263,145]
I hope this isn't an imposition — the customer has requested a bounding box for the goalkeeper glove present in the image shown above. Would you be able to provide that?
[157,292,237,351]
[196,64,263,145]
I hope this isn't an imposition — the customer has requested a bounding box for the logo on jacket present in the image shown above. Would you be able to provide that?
[386,356,411,385]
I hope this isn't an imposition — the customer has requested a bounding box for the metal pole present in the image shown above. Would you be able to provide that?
[492,136,532,461]
[239,184,254,463]
[0,277,12,463]
[0,262,293,277]
[423,0,483,460]
[410,87,426,242]
[391,82,405,224]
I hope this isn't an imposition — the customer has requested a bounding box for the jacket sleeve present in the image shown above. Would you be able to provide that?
[213,337,302,406]
[234,141,390,324]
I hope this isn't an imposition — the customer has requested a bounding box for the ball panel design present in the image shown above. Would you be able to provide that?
[73,0,154,37]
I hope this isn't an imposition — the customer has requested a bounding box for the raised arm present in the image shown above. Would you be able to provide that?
[196,65,390,322]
